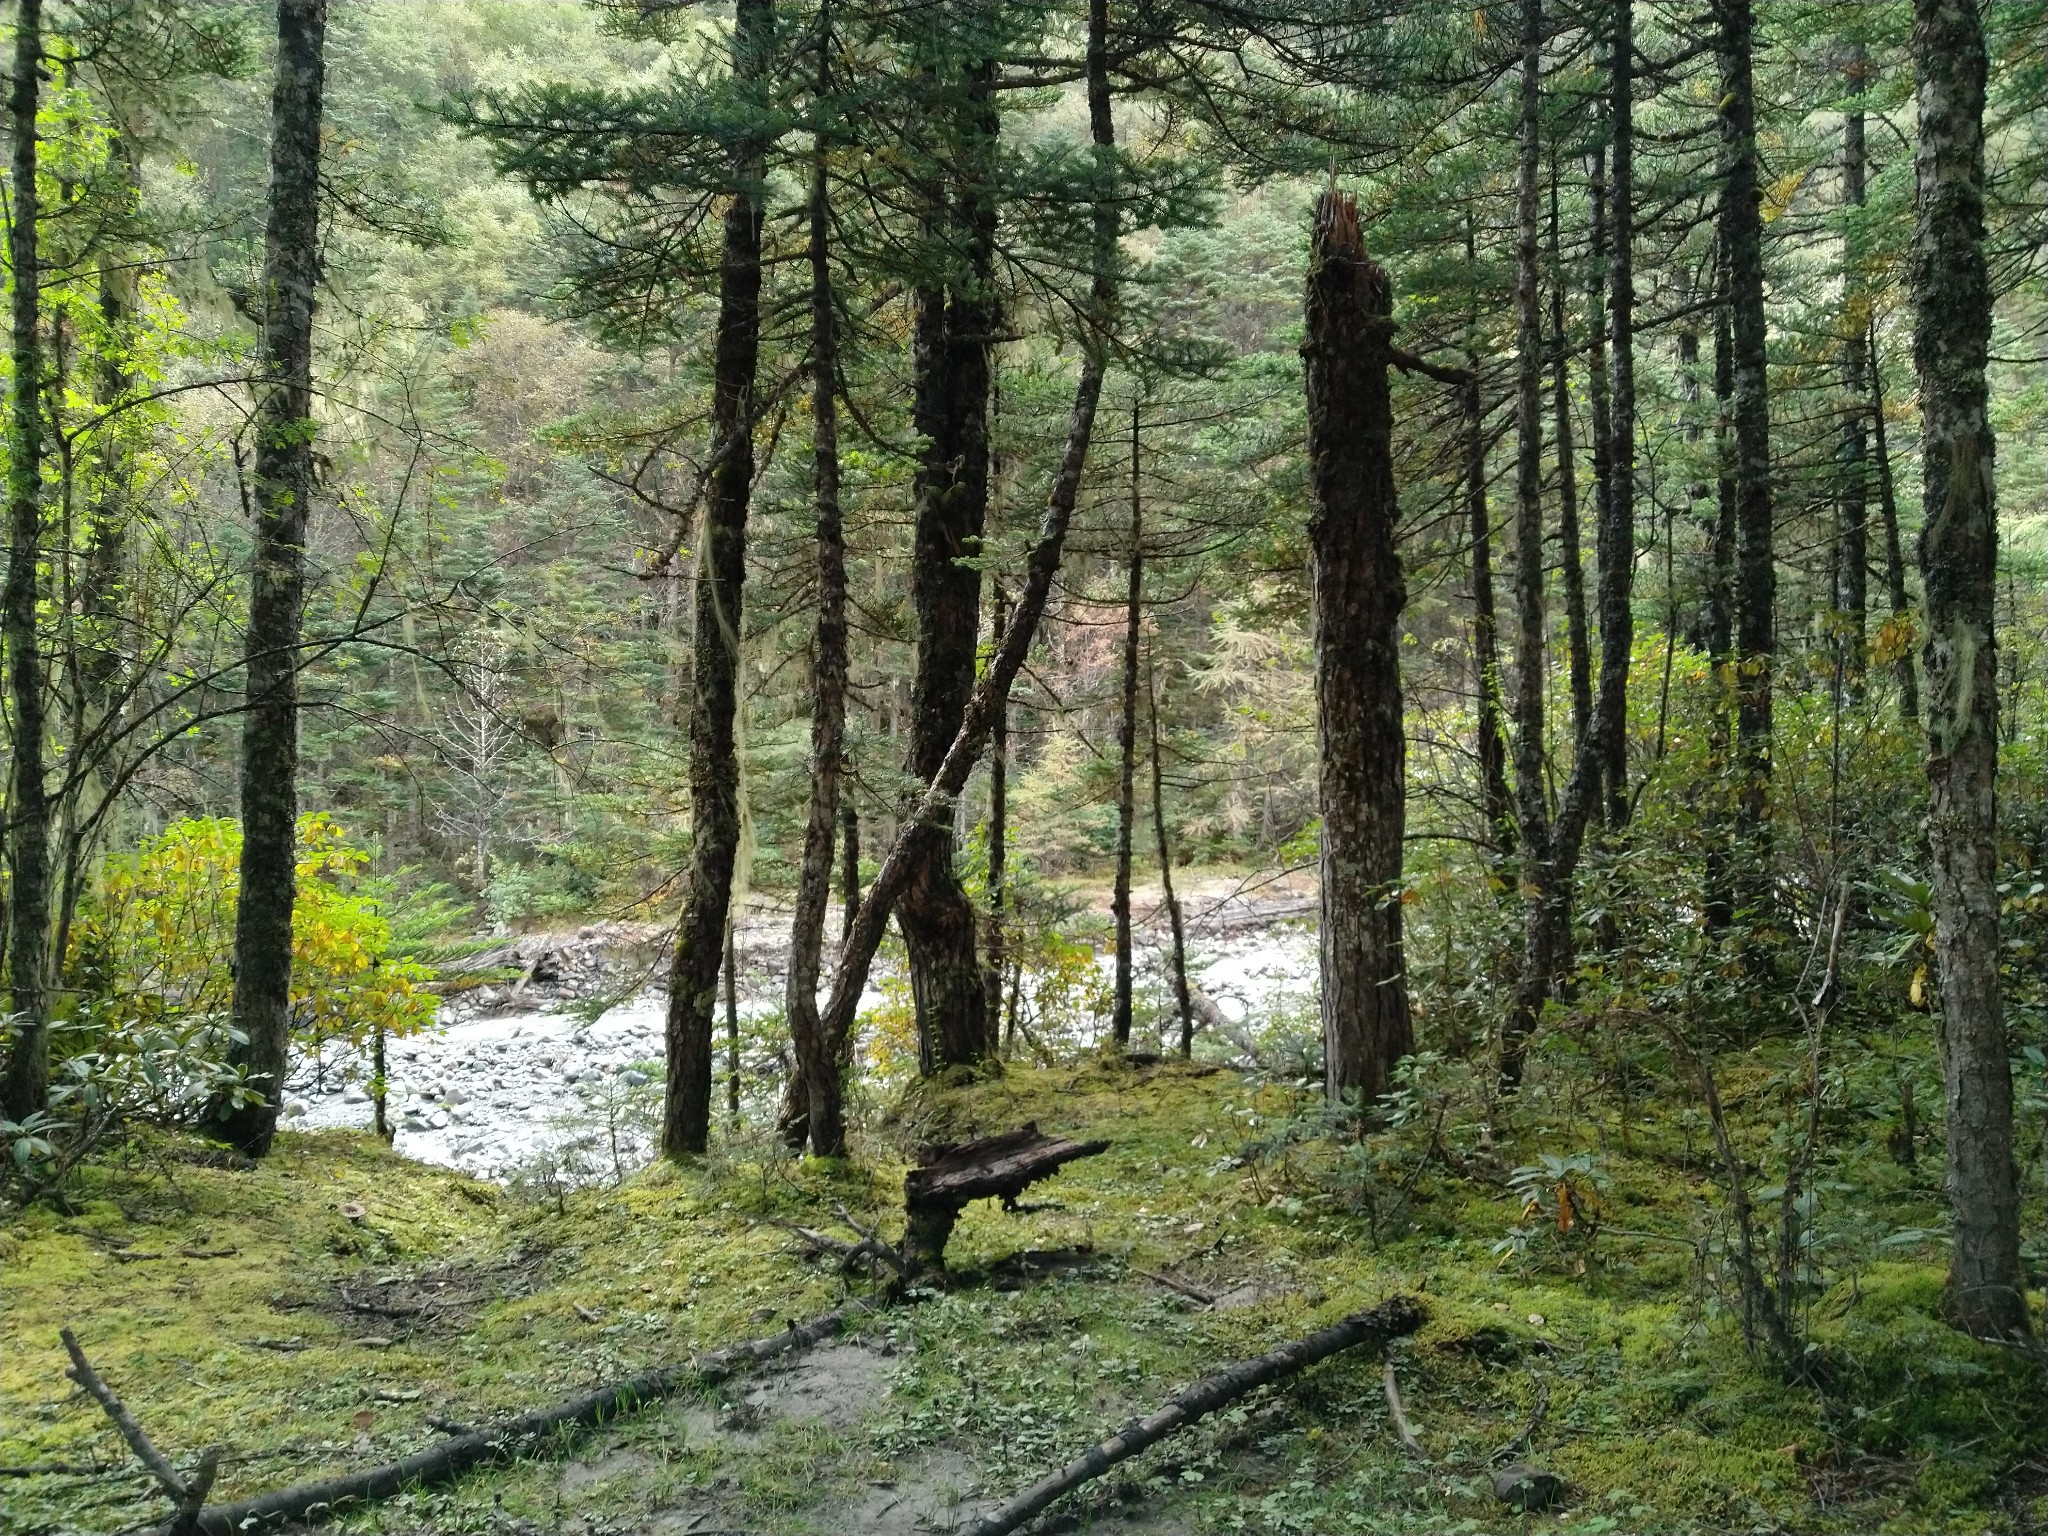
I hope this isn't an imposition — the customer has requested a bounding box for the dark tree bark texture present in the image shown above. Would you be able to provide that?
[1111,407,1143,1047]
[1910,0,2029,1340]
[1303,192,1412,1107]
[784,49,851,1155]
[1718,0,1775,883]
[663,0,771,1157]
[219,0,327,1157]
[2,0,48,1122]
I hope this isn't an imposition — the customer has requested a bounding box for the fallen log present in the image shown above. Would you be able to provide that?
[157,1296,878,1535]
[903,1124,1109,1273]
[960,1294,1426,1536]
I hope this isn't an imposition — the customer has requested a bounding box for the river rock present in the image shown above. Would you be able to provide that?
[1491,1463,1566,1511]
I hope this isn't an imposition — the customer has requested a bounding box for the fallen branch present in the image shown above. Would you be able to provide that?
[1131,1269,1217,1305]
[159,1296,880,1535]
[961,1294,1425,1536]
[61,1328,219,1534]
[1381,1346,1425,1457]
[1490,1377,1549,1463]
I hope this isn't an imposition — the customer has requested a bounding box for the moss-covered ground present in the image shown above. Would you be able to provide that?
[4,1058,2042,1535]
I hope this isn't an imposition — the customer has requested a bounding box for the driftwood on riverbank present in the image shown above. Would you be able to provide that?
[961,1293,1427,1536]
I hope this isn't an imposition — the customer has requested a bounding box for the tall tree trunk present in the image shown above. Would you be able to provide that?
[1550,164,1591,760]
[784,43,850,1154]
[1501,0,1635,1090]
[1602,8,1636,834]
[724,919,741,1121]
[1910,0,2029,1341]
[1,0,49,1123]
[983,584,1007,1032]
[1147,653,1193,1056]
[1836,44,1870,691]
[841,797,860,941]
[663,0,770,1157]
[1584,141,1614,748]
[1304,192,1412,1108]
[1465,374,1513,858]
[1504,0,1557,1085]
[1111,405,1143,1047]
[1718,0,1774,889]
[898,53,999,1075]
[218,0,327,1157]
[1703,250,1738,933]
[809,0,1121,1085]
[1870,328,1921,722]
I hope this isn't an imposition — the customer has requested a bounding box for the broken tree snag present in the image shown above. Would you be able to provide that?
[1302,189,1413,1110]
[963,1294,1427,1536]
[902,1123,1109,1275]
[160,1297,877,1535]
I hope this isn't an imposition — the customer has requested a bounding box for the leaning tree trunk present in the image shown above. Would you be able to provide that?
[807,0,1121,1084]
[1,0,49,1124]
[782,32,850,1156]
[1836,43,1870,691]
[1910,0,2029,1341]
[218,0,327,1158]
[663,0,771,1157]
[1303,192,1412,1108]
[1718,0,1775,896]
[897,55,1000,1075]
[1110,406,1143,1047]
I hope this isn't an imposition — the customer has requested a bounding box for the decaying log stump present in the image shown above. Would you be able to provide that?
[903,1123,1109,1273]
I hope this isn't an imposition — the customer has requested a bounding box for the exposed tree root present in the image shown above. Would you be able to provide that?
[961,1293,1425,1536]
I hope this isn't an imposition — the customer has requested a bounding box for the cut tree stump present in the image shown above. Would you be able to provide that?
[903,1124,1109,1274]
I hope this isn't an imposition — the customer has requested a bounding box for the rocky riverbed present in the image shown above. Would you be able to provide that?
[288,875,1319,1183]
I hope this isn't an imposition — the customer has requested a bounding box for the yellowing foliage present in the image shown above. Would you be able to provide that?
[74,815,436,1048]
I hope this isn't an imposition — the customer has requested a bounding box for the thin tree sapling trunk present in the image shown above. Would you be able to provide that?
[983,584,1008,1034]
[219,0,327,1157]
[1909,0,2029,1341]
[1303,192,1412,1108]
[1147,654,1194,1056]
[1870,327,1921,723]
[1836,43,1870,690]
[1550,164,1591,762]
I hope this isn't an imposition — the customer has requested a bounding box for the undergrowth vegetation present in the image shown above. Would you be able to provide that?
[4,1058,2040,1535]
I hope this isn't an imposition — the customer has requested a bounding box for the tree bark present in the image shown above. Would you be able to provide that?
[1549,166,1591,763]
[1601,6,1636,835]
[1718,0,1774,887]
[1703,247,1737,933]
[1500,0,1636,1089]
[218,0,326,1157]
[1870,326,1921,723]
[1147,653,1193,1056]
[1464,371,1513,859]
[1304,192,1412,1108]
[2,0,48,1122]
[1910,0,2029,1340]
[784,38,850,1154]
[1111,406,1143,1047]
[898,53,999,1076]
[982,584,1007,1033]
[663,0,770,1157]
[1836,44,1870,689]
[809,0,1121,1094]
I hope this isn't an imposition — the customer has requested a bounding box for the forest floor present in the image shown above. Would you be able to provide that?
[5,1058,2044,1536]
